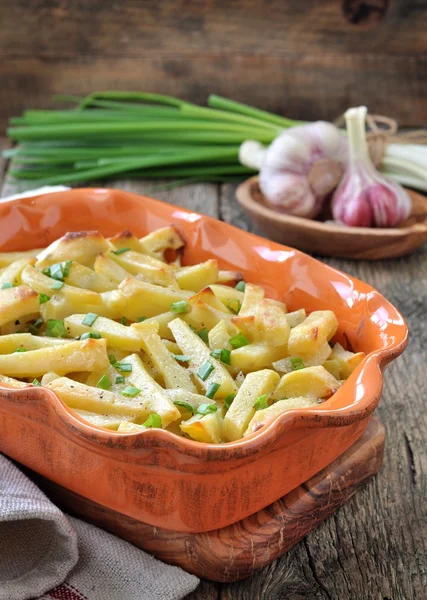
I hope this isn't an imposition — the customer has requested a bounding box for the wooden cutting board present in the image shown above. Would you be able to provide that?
[32,416,384,583]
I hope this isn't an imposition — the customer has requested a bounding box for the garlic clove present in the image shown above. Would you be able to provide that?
[370,179,411,227]
[306,121,348,162]
[332,106,411,228]
[263,131,313,174]
[308,158,345,198]
[331,172,374,227]
[260,171,321,218]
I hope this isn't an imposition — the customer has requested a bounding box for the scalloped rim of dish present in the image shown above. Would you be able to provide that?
[0,188,408,459]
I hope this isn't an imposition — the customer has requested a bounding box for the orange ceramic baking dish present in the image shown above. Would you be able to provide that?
[0,188,408,533]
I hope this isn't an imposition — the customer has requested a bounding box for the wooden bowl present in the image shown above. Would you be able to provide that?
[0,188,408,533]
[236,176,427,259]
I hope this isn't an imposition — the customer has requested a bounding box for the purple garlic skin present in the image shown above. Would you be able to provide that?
[332,106,411,228]
[332,167,412,227]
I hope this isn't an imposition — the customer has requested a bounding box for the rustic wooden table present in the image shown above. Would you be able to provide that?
[0,139,425,600]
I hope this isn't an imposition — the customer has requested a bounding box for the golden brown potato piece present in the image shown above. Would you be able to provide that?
[139,226,185,261]
[47,377,147,417]
[180,410,224,443]
[245,397,320,437]
[0,338,109,378]
[330,342,366,379]
[111,278,192,320]
[109,250,178,288]
[0,285,40,327]
[176,259,218,292]
[288,310,338,358]
[223,369,279,441]
[270,366,341,401]
[0,258,35,287]
[36,231,110,268]
[169,318,237,398]
[135,321,196,393]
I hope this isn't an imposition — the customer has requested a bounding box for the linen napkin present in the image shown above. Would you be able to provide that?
[0,454,200,600]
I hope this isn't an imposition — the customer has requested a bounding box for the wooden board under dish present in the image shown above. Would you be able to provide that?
[30,416,384,583]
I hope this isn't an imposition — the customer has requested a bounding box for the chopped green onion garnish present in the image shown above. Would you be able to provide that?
[170,300,190,314]
[210,348,231,365]
[13,347,27,353]
[82,312,98,327]
[235,281,246,292]
[49,262,64,281]
[290,357,305,371]
[62,260,72,278]
[108,353,118,365]
[97,374,112,390]
[224,393,236,410]
[117,363,132,372]
[29,317,44,336]
[120,316,127,325]
[254,394,269,411]
[121,386,141,398]
[115,376,125,384]
[172,354,191,363]
[46,319,67,338]
[206,382,220,399]
[136,316,147,322]
[0,282,14,290]
[51,280,64,290]
[221,348,232,365]
[227,299,241,314]
[143,413,162,428]
[32,378,41,386]
[80,332,102,340]
[39,293,50,304]
[197,328,209,344]
[197,360,214,381]
[32,317,43,329]
[43,260,72,281]
[197,403,218,415]
[229,332,249,349]
[173,400,195,413]
[112,247,131,255]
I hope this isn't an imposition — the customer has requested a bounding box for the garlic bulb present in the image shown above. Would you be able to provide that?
[239,122,347,218]
[332,106,411,227]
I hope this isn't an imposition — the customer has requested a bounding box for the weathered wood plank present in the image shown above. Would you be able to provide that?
[218,182,427,600]
[1,53,426,132]
[108,180,220,218]
[185,580,219,600]
[1,1,426,57]
[1,0,427,129]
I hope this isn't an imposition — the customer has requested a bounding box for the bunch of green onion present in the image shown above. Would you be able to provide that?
[4,92,300,186]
